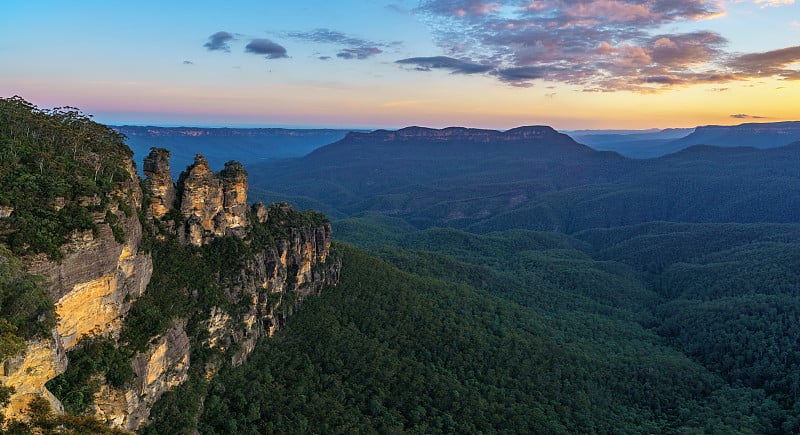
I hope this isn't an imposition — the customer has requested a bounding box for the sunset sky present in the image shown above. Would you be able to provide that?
[1,0,799,129]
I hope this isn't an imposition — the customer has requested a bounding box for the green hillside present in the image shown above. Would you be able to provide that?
[194,244,781,434]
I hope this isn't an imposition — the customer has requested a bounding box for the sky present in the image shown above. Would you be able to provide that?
[1,0,799,129]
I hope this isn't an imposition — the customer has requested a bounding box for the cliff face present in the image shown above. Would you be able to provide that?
[1,147,339,432]
[2,156,151,421]
[142,148,175,219]
[175,154,249,245]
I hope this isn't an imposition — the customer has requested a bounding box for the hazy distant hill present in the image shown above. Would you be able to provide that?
[567,128,694,158]
[114,125,351,173]
[247,126,800,231]
[247,126,631,222]
[666,121,800,151]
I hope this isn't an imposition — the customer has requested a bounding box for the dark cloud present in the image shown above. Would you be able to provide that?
[396,56,494,73]
[204,31,234,52]
[406,0,797,91]
[183,60,194,65]
[318,56,332,61]
[245,39,288,59]
[731,114,768,119]
[337,47,383,60]
[494,66,548,86]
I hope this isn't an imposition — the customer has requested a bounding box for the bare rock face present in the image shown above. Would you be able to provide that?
[217,161,249,237]
[92,320,191,430]
[3,145,337,431]
[172,154,249,245]
[177,154,223,245]
[6,154,153,422]
[142,148,176,219]
[220,204,340,366]
[253,202,269,223]
[0,333,67,421]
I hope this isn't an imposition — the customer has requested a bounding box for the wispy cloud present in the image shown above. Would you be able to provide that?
[754,0,794,7]
[337,47,383,59]
[286,28,398,61]
[730,114,768,119]
[204,31,234,52]
[396,0,799,91]
[396,56,494,73]
[245,39,288,59]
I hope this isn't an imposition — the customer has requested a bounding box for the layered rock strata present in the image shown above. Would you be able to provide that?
[142,148,175,219]
[2,148,338,432]
[2,156,151,421]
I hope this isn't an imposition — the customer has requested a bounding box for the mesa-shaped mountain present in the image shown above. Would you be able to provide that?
[668,121,800,150]
[248,125,800,231]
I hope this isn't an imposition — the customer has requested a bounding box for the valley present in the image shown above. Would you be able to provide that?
[1,97,799,433]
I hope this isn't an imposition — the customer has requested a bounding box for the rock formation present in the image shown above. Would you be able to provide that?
[2,147,339,432]
[2,155,151,421]
[142,148,175,219]
[172,154,249,246]
[217,161,248,238]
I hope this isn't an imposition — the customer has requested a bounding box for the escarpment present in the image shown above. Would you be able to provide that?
[1,154,150,422]
[1,139,339,431]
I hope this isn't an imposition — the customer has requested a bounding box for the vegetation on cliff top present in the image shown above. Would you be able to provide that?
[0,96,133,259]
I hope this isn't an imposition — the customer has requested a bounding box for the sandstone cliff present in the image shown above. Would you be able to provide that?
[142,148,175,219]
[2,155,151,422]
[2,146,339,432]
[174,154,249,246]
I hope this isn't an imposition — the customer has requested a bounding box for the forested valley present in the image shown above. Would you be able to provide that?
[1,98,799,433]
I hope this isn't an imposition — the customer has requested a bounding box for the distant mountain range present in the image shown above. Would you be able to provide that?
[115,122,800,171]
[567,121,800,158]
[113,125,352,172]
[247,125,800,231]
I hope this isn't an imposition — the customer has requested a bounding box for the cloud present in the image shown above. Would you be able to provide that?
[183,60,194,65]
[337,47,383,60]
[245,39,288,59]
[287,28,397,61]
[405,0,788,91]
[318,56,332,61]
[729,45,800,79]
[396,56,494,73]
[754,0,794,7]
[420,0,501,18]
[730,114,768,119]
[288,28,375,47]
[204,31,234,52]
[494,66,549,85]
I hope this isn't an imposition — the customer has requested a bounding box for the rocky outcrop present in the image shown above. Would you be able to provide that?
[92,321,190,430]
[174,154,249,246]
[142,148,176,219]
[0,333,66,421]
[4,154,152,423]
[225,214,338,367]
[217,161,248,238]
[2,146,338,432]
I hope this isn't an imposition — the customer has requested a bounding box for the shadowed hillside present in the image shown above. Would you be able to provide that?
[248,126,800,232]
